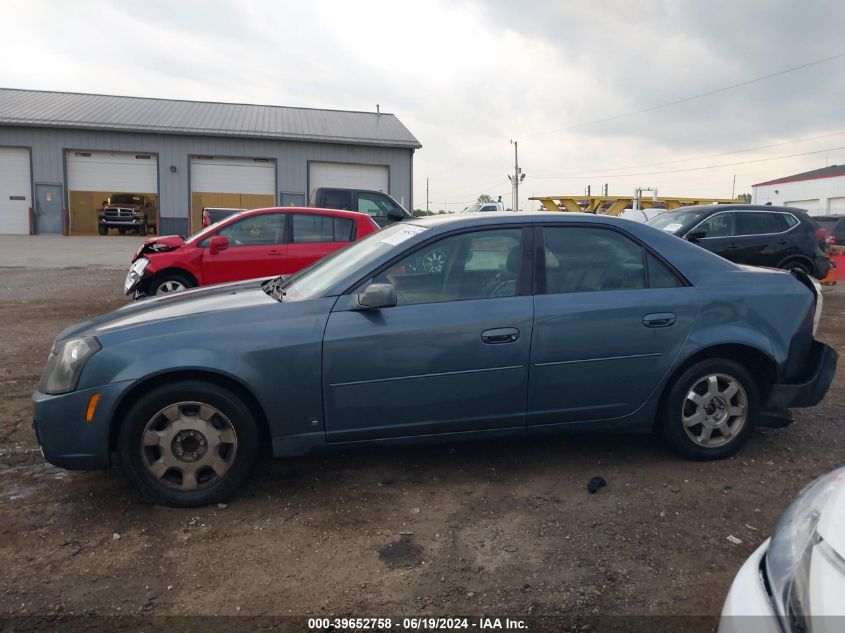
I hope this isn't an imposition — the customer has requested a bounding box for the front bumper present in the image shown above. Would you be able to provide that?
[32,380,134,470]
[99,216,145,226]
[767,341,838,410]
[719,540,780,633]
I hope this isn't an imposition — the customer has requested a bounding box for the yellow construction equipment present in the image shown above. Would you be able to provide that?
[530,195,741,216]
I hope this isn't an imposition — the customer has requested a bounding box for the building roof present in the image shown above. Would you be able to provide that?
[753,165,845,188]
[0,88,421,149]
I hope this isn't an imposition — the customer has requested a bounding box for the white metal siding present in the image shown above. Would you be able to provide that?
[785,199,820,214]
[0,147,31,234]
[828,197,845,214]
[66,151,157,192]
[309,162,389,203]
[190,157,275,194]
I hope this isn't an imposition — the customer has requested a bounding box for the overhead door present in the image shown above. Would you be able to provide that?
[0,147,32,235]
[190,157,276,231]
[67,151,158,235]
[309,162,389,204]
[828,197,845,214]
[785,199,819,215]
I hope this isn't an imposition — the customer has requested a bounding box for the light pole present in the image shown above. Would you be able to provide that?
[507,140,526,211]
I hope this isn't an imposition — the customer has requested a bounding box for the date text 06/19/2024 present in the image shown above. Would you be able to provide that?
[307,617,528,630]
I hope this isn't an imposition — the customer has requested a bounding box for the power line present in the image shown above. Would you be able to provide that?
[525,143,845,180]
[524,51,845,136]
[530,130,845,177]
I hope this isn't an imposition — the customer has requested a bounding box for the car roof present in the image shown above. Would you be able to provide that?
[239,206,369,220]
[661,204,809,214]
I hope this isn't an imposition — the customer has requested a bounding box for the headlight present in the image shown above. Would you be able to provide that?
[810,277,823,337]
[124,257,150,293]
[765,467,845,630]
[40,337,101,394]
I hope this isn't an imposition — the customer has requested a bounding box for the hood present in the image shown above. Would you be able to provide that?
[57,278,278,340]
[133,234,186,260]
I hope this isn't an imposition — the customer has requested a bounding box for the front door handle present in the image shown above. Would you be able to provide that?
[725,243,740,250]
[481,327,520,344]
[267,250,283,255]
[643,313,676,328]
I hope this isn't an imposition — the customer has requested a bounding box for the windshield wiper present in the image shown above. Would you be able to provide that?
[262,276,287,302]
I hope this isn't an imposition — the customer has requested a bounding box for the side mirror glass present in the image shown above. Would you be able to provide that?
[356,283,397,310]
[687,230,707,242]
[209,235,229,255]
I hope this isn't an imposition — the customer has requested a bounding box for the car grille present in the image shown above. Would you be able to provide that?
[104,208,136,219]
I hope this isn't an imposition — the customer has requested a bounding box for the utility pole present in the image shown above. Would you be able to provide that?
[507,140,526,212]
[426,177,429,213]
[731,174,736,199]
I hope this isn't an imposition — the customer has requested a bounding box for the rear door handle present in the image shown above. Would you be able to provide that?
[726,243,740,250]
[643,313,676,328]
[481,327,520,344]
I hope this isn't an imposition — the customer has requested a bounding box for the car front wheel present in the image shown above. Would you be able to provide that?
[118,380,260,507]
[660,359,758,460]
[147,272,194,296]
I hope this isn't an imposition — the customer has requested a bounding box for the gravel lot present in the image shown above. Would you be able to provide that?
[0,249,843,627]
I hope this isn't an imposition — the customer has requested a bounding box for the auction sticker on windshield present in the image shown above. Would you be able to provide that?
[662,223,683,232]
[381,225,428,246]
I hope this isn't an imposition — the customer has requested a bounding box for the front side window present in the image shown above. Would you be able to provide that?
[215,213,284,246]
[736,212,782,235]
[543,227,646,293]
[696,212,736,238]
[291,214,354,243]
[357,192,395,218]
[373,228,522,305]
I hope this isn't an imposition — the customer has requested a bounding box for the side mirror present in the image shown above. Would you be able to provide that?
[686,230,707,242]
[209,235,229,255]
[356,283,397,310]
[387,208,406,221]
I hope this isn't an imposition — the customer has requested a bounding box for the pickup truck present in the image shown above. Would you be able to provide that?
[312,187,411,227]
[98,194,154,235]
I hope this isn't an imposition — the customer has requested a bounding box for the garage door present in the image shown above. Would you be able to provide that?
[190,157,276,231]
[309,162,389,204]
[67,151,158,235]
[785,199,820,214]
[828,197,845,214]
[0,147,32,234]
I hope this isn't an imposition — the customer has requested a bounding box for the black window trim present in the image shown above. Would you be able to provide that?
[342,224,535,299]
[689,209,800,239]
[533,223,690,295]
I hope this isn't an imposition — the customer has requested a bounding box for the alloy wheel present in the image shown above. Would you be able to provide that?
[140,401,238,491]
[156,280,186,294]
[681,373,748,448]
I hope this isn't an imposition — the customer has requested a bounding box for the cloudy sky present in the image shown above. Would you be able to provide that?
[1,0,844,210]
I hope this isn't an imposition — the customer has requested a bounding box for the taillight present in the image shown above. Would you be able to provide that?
[202,210,210,227]
[816,227,831,250]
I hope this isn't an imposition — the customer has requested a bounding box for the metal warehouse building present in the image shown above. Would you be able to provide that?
[752,165,845,215]
[0,88,420,236]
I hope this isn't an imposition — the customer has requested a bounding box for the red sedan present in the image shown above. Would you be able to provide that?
[124,207,379,297]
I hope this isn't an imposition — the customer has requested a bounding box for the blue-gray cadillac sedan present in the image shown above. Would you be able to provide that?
[33,213,837,507]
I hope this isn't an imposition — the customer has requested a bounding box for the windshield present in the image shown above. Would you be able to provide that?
[463,204,483,213]
[110,194,144,205]
[284,223,428,301]
[646,210,707,233]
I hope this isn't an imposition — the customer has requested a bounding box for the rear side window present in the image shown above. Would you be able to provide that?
[481,205,498,212]
[646,252,684,288]
[781,213,799,229]
[291,214,355,243]
[321,189,353,210]
[736,212,782,235]
[542,227,646,293]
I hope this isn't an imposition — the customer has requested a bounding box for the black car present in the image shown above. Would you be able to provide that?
[312,187,412,227]
[647,205,830,279]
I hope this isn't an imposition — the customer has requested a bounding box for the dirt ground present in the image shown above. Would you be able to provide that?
[0,267,843,627]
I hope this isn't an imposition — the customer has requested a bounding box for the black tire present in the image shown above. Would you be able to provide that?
[781,259,813,276]
[659,358,758,460]
[146,271,194,296]
[117,380,260,507]
[98,226,108,235]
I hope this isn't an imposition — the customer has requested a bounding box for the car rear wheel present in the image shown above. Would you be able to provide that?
[781,259,813,276]
[660,359,758,460]
[148,272,194,296]
[118,380,260,507]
